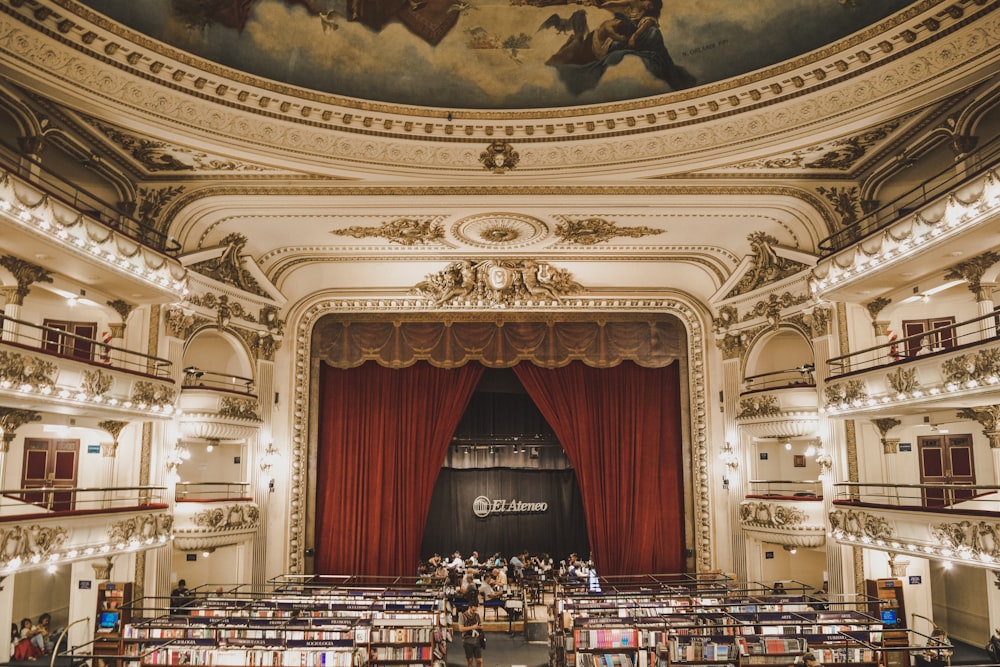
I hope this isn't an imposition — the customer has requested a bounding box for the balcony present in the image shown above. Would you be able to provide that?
[737,367,819,439]
[178,369,261,441]
[0,315,177,419]
[812,138,1000,304]
[0,485,171,576]
[830,482,1000,569]
[740,480,826,548]
[822,310,1000,417]
[0,143,186,303]
[173,488,260,550]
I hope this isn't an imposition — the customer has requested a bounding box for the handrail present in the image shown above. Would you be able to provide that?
[834,481,1000,510]
[0,313,172,377]
[175,482,251,502]
[0,484,167,515]
[827,308,999,378]
[818,134,1000,255]
[182,367,255,393]
[0,136,178,254]
[746,479,824,498]
[742,365,815,392]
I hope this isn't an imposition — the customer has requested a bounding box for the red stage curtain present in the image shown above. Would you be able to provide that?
[513,361,685,575]
[315,360,484,576]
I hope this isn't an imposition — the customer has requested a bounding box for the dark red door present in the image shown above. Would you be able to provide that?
[21,438,80,510]
[918,434,975,507]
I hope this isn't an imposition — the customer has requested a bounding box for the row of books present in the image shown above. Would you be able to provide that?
[574,629,641,649]
[577,652,637,667]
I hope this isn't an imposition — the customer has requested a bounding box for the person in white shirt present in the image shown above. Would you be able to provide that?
[446,551,465,584]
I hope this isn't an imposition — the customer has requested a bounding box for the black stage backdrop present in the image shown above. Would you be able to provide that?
[421,467,590,560]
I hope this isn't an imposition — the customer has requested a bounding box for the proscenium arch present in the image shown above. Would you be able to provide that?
[286,294,716,577]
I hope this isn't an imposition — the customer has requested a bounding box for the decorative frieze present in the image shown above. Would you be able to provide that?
[737,395,781,419]
[331,218,445,246]
[829,508,894,541]
[0,524,69,563]
[218,396,261,421]
[82,368,114,397]
[107,513,173,547]
[931,519,1000,561]
[823,379,869,408]
[886,366,920,395]
[190,503,260,532]
[0,350,57,391]
[740,501,807,528]
[412,259,582,306]
[131,381,177,410]
[942,349,1000,385]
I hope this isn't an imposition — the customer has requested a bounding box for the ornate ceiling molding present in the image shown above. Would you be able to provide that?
[1,1,992,173]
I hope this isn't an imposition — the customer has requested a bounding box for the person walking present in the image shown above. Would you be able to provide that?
[458,601,484,667]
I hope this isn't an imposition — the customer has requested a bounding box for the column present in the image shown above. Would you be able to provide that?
[1,287,21,341]
[719,333,747,581]
[0,562,13,661]
[108,322,127,367]
[253,357,275,590]
[873,320,891,365]
[975,282,996,340]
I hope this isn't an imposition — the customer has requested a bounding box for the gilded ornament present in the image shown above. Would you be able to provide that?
[108,513,173,545]
[828,509,893,541]
[132,381,177,409]
[0,524,69,562]
[190,503,260,531]
[726,233,809,297]
[823,379,868,406]
[554,217,663,246]
[480,140,519,173]
[739,501,806,528]
[189,234,269,297]
[219,396,261,421]
[411,258,582,306]
[331,218,445,246]
[0,255,53,304]
[885,367,919,395]
[737,395,781,419]
[82,368,114,397]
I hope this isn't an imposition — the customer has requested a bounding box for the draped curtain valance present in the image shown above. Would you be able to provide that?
[312,315,686,368]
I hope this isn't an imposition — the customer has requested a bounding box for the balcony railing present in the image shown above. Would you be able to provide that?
[175,482,252,502]
[0,314,171,376]
[827,309,999,378]
[0,137,178,254]
[743,366,815,393]
[0,485,168,517]
[182,367,255,394]
[834,482,1000,512]
[818,134,1000,255]
[747,479,824,499]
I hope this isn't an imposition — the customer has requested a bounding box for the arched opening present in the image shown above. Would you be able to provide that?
[308,315,689,577]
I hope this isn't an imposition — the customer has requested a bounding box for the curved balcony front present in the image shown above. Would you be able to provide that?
[0,318,176,420]
[178,375,260,442]
[829,482,1000,570]
[737,370,820,439]
[740,480,826,548]
[823,313,1000,418]
[172,497,260,551]
[0,485,171,576]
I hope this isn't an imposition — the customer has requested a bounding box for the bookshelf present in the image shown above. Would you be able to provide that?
[551,586,883,667]
[94,581,133,667]
[121,587,449,667]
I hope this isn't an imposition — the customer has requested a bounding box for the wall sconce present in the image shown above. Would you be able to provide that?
[260,442,279,475]
[164,442,190,484]
[783,545,798,555]
[719,442,738,487]
[814,445,833,479]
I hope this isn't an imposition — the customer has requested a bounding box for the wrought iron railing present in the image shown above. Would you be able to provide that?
[742,366,816,392]
[827,309,999,378]
[175,482,251,502]
[818,135,1000,255]
[834,482,1000,511]
[0,314,171,376]
[181,367,255,393]
[0,136,179,254]
[0,484,167,515]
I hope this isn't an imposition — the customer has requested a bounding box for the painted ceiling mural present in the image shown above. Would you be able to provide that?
[79,0,914,109]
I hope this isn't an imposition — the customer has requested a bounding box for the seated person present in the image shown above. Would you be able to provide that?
[30,613,55,653]
[794,652,822,667]
[919,628,953,666]
[14,618,43,661]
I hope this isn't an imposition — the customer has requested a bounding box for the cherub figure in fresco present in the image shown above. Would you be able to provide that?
[542,0,695,95]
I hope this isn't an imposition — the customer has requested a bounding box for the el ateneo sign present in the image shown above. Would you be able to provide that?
[473,494,548,518]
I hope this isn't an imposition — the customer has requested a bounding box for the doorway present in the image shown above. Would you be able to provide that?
[21,438,80,510]
[917,434,974,507]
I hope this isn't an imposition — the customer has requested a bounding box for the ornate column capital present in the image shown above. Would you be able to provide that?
[106,299,135,323]
[0,256,53,305]
[0,408,42,452]
[883,438,900,454]
[865,297,892,321]
[91,557,114,581]
[873,320,890,337]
